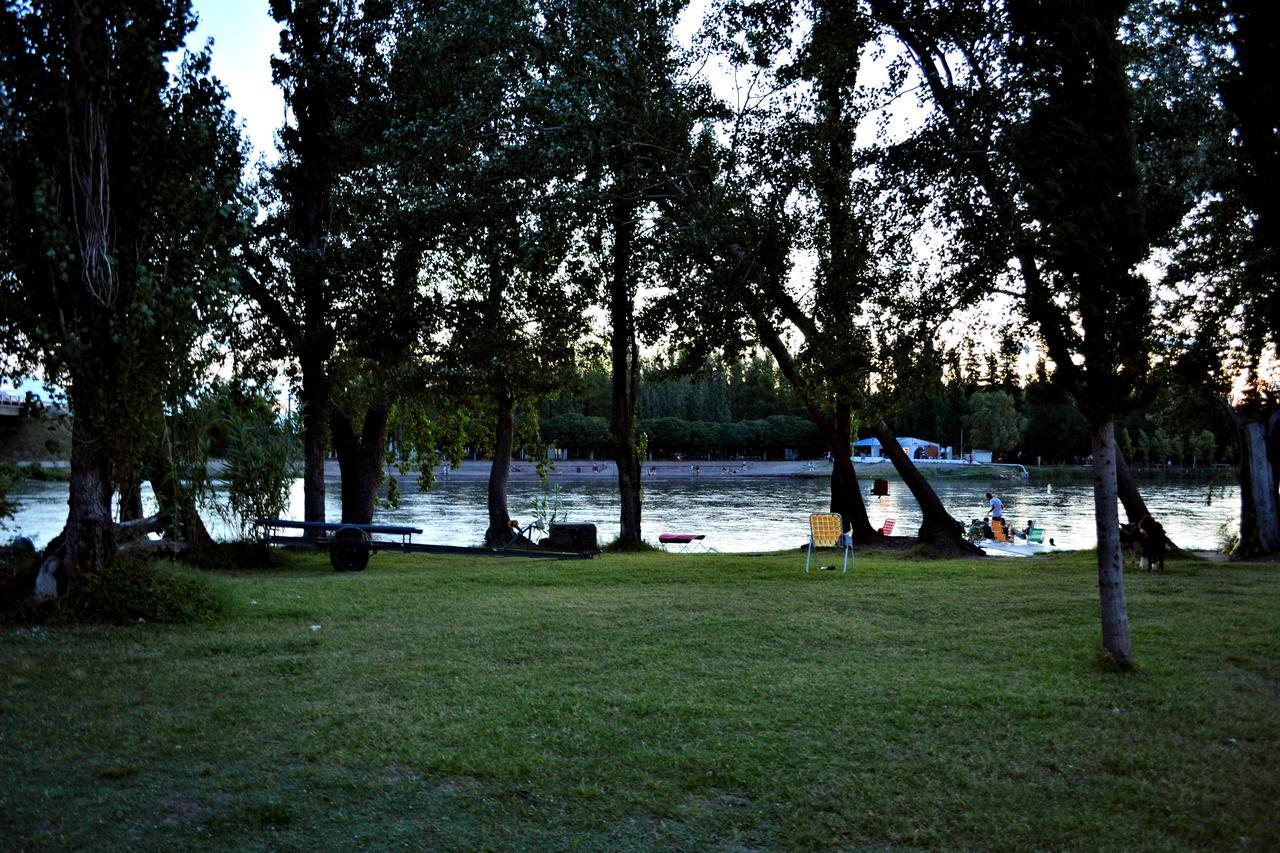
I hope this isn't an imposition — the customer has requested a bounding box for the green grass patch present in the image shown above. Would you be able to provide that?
[0,549,1277,849]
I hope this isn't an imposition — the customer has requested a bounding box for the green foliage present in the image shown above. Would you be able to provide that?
[0,1,249,577]
[382,476,401,510]
[602,537,659,553]
[541,413,611,456]
[0,464,17,523]
[1136,429,1153,466]
[1218,520,1241,555]
[386,401,472,492]
[1157,1,1278,374]
[65,556,233,625]
[1190,429,1217,466]
[963,390,1024,452]
[1007,4,1155,423]
[1118,425,1133,459]
[215,393,299,539]
[529,486,566,529]
[21,462,69,482]
[1020,401,1089,463]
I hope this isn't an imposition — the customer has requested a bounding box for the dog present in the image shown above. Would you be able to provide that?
[1119,522,1143,569]
[1137,515,1167,572]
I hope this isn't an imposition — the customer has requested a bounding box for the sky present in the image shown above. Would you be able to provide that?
[190,0,284,161]
[188,0,707,161]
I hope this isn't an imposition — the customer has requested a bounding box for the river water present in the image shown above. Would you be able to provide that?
[4,472,1238,553]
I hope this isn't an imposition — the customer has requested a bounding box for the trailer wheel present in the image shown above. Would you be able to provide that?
[330,528,370,572]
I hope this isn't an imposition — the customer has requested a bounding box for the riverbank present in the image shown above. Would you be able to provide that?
[370,458,1034,482]
[372,458,1237,485]
[6,456,1236,487]
[1,548,1275,848]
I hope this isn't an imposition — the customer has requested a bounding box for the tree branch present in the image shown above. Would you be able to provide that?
[236,264,301,347]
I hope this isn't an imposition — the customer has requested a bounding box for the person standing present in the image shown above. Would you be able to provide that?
[985,491,1006,539]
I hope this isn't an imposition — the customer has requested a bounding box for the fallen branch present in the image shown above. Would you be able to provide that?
[116,514,165,535]
[115,538,189,559]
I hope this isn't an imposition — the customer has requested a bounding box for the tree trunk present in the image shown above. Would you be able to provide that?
[484,390,517,547]
[1090,421,1132,666]
[1268,410,1280,515]
[829,402,876,542]
[746,310,876,542]
[330,401,390,526]
[1114,444,1182,553]
[36,386,115,598]
[871,420,975,552]
[1235,417,1280,557]
[115,474,147,546]
[1113,445,1151,525]
[118,474,144,523]
[609,195,642,545]
[300,356,329,533]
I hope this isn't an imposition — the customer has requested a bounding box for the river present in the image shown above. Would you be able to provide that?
[4,471,1238,553]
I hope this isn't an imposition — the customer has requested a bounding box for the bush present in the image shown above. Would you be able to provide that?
[1218,520,1240,556]
[603,537,658,553]
[23,463,70,482]
[66,556,233,625]
[0,463,18,521]
[176,541,278,572]
[0,537,40,616]
[216,393,299,538]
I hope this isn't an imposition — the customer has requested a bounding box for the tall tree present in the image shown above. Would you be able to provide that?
[385,0,588,544]
[872,1,1158,662]
[646,0,970,548]
[544,0,692,545]
[1005,1,1153,664]
[1160,0,1279,556]
[241,0,390,530]
[0,1,246,593]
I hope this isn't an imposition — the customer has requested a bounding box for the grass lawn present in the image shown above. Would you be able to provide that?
[2,548,1278,850]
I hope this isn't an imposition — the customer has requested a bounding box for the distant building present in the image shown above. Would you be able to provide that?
[852,436,942,460]
[0,391,21,418]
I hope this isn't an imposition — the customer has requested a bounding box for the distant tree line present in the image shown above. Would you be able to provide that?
[535,356,1230,467]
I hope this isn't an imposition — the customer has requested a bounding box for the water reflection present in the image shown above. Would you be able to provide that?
[4,473,1236,553]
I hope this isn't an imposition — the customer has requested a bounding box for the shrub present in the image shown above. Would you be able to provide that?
[23,463,70,482]
[66,556,233,624]
[604,537,658,553]
[216,393,299,538]
[0,537,40,616]
[0,464,18,521]
[177,541,278,572]
[1218,520,1240,556]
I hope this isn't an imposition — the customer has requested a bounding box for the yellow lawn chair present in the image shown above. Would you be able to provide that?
[806,513,852,575]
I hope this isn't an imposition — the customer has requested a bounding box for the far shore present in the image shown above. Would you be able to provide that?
[373,458,834,481]
[366,458,1039,482]
[8,457,1234,483]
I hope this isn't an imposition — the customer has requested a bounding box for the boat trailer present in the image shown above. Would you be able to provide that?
[254,518,596,573]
